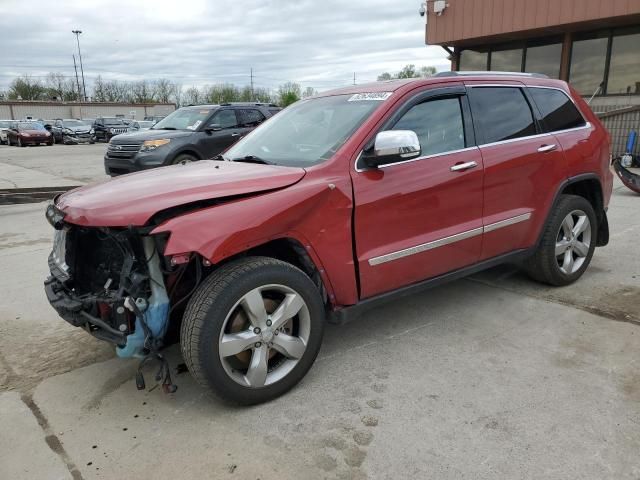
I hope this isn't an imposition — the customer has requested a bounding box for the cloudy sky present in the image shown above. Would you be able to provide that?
[0,0,448,94]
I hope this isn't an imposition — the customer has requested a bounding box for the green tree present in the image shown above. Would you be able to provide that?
[277,82,301,107]
[396,64,418,79]
[377,65,438,81]
[8,75,46,100]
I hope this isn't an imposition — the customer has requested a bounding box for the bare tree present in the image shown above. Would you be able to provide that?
[154,78,175,103]
[302,87,318,98]
[183,86,203,105]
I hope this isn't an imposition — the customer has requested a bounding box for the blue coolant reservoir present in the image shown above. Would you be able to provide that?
[117,237,170,358]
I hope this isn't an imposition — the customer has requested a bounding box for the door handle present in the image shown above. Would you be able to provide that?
[450,161,478,172]
[537,144,557,153]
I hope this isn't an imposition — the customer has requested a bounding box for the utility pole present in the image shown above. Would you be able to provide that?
[353,72,356,85]
[72,30,87,101]
[72,55,82,102]
[250,68,254,101]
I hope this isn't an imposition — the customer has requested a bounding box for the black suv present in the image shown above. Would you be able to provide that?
[104,103,280,176]
[94,117,130,143]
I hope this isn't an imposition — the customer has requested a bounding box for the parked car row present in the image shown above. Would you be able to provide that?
[0,116,163,147]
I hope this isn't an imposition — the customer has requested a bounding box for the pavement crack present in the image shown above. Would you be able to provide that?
[20,393,84,480]
[465,277,640,327]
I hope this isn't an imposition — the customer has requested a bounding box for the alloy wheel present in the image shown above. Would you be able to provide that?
[218,284,310,388]
[555,209,591,275]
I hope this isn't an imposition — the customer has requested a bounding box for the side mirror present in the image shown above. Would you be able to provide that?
[206,123,223,132]
[361,130,421,168]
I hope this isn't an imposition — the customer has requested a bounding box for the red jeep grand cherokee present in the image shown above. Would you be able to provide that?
[45,73,613,404]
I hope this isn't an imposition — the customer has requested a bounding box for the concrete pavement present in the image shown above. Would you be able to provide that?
[0,143,638,479]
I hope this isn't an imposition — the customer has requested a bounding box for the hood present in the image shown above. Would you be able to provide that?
[110,129,192,142]
[57,160,306,227]
[67,125,91,133]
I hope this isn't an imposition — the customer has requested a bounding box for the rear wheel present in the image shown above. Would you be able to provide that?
[181,257,325,405]
[524,195,597,286]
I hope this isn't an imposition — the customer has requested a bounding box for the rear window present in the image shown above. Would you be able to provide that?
[529,88,586,133]
[469,87,537,144]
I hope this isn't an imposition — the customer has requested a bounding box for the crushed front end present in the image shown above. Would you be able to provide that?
[44,203,176,388]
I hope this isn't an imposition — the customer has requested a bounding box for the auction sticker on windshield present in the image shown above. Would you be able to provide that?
[348,92,393,102]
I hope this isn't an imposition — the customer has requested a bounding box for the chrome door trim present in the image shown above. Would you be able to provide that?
[483,212,532,233]
[367,212,533,266]
[368,227,483,266]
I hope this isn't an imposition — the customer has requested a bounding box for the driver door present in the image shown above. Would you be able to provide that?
[351,86,485,299]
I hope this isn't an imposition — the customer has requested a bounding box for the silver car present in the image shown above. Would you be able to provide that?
[0,120,11,144]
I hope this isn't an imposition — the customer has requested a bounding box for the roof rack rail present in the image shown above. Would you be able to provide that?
[435,71,549,79]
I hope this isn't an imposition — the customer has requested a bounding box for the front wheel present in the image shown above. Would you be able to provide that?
[17,138,24,147]
[181,257,325,405]
[524,194,597,286]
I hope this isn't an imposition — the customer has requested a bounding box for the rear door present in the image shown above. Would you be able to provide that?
[352,85,485,299]
[466,83,567,260]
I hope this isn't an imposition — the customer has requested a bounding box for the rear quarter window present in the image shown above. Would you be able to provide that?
[468,87,537,144]
[528,87,586,132]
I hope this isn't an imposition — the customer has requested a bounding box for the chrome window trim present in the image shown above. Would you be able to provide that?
[368,212,533,266]
[353,85,592,174]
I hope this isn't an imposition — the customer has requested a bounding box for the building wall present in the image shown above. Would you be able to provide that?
[427,0,640,46]
[0,102,175,121]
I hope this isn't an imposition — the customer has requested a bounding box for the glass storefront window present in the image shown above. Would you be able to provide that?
[607,31,640,95]
[525,43,562,78]
[490,48,523,72]
[569,36,608,96]
[459,50,488,71]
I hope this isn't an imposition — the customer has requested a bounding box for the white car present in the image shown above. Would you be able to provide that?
[0,120,11,144]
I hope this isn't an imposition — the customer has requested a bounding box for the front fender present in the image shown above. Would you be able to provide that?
[151,174,358,306]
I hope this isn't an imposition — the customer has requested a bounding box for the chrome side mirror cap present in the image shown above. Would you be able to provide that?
[362,130,421,168]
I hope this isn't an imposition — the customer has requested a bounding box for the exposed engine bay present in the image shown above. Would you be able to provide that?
[44,205,202,392]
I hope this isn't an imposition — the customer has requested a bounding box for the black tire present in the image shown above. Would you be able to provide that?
[171,153,197,165]
[17,137,24,147]
[181,257,325,405]
[524,194,597,286]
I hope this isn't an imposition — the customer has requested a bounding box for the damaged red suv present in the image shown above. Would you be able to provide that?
[45,73,613,404]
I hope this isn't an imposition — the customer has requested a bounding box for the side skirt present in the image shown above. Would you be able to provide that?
[328,248,532,325]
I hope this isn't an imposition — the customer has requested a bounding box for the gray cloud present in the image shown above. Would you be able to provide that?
[0,0,449,93]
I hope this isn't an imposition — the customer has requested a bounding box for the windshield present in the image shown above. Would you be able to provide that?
[224,94,385,167]
[63,120,86,128]
[0,121,10,128]
[152,107,213,130]
[104,118,125,126]
[18,122,45,130]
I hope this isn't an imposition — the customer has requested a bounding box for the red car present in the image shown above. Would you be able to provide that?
[45,73,612,404]
[7,121,54,146]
